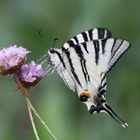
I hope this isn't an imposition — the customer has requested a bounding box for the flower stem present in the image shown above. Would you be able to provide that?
[14,74,29,97]
[27,99,40,140]
[26,97,58,140]
[14,74,58,140]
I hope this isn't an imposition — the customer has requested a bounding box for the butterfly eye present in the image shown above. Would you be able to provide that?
[49,48,55,53]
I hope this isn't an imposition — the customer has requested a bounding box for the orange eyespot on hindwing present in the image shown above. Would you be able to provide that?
[80,92,91,102]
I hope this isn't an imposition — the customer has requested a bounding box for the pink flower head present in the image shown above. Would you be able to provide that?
[18,61,47,88]
[0,45,30,75]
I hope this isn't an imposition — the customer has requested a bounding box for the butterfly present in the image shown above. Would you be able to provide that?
[47,28,131,128]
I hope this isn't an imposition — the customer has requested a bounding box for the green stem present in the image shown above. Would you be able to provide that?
[15,75,58,140]
[26,97,58,140]
[26,99,40,140]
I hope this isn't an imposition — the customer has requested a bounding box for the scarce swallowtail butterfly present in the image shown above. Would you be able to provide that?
[47,28,131,128]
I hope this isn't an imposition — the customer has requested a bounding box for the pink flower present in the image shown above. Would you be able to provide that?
[0,45,47,88]
[0,45,30,75]
[18,61,47,88]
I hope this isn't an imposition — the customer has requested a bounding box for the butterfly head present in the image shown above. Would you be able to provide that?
[48,48,62,68]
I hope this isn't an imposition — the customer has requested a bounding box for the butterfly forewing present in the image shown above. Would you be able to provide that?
[59,68,76,92]
[62,28,112,50]
[64,38,131,73]
[106,39,131,72]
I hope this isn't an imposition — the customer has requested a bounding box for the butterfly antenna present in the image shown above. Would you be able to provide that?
[38,29,48,44]
[38,29,43,38]
[52,38,58,48]
[36,29,48,62]
[103,103,128,128]
[45,38,58,65]
[37,29,55,65]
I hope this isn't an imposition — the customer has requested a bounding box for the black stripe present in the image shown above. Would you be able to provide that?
[109,40,124,63]
[74,46,88,83]
[53,51,66,68]
[100,74,106,85]
[100,89,107,95]
[98,82,107,92]
[101,39,106,54]
[98,28,105,39]
[81,60,87,82]
[89,105,96,114]
[98,82,107,95]
[104,29,112,39]
[88,29,93,40]
[73,36,79,44]
[74,46,90,82]
[99,74,107,95]
[100,72,104,76]
[111,38,117,53]
[82,32,88,42]
[108,43,131,72]
[93,40,100,65]
[65,50,81,86]
[62,46,66,52]
[82,43,89,53]
[101,82,107,89]
[98,86,106,95]
[67,40,75,46]
[83,59,90,82]
[75,45,83,55]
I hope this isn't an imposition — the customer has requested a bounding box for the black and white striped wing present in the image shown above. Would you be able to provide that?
[58,68,76,92]
[58,36,130,128]
[62,28,112,50]
[98,38,131,72]
[63,38,131,74]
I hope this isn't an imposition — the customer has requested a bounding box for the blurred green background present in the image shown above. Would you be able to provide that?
[0,0,140,140]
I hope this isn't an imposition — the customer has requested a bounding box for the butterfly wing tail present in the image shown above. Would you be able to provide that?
[102,103,128,128]
[87,101,128,128]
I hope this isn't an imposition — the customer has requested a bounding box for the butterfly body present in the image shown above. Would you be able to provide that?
[47,28,131,128]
